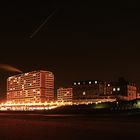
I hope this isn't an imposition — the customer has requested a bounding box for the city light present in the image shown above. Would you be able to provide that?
[117,87,120,91]
[83,91,86,95]
[0,101,72,111]
[7,70,54,103]
[78,82,80,85]
[0,70,137,111]
[0,98,116,111]
[113,88,116,91]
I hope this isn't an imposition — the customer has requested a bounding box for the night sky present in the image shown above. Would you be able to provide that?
[0,1,140,97]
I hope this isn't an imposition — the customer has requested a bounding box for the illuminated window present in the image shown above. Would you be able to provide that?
[95,81,97,84]
[74,82,76,85]
[64,93,67,96]
[89,81,91,84]
[25,73,29,76]
[83,91,86,95]
[22,85,24,90]
[33,89,36,92]
[117,87,120,91]
[78,82,80,85]
[113,88,116,91]
[108,84,110,87]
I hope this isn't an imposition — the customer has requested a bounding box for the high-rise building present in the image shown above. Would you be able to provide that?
[57,87,73,102]
[7,70,54,103]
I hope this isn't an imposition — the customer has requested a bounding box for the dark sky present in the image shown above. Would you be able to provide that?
[0,1,140,97]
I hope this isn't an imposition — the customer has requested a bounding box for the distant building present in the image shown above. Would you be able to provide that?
[57,87,73,102]
[7,70,54,103]
[72,80,106,100]
[136,88,140,99]
[111,81,137,101]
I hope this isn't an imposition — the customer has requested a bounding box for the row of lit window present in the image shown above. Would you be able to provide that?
[57,95,72,98]
[57,94,72,96]
[9,76,40,81]
[8,82,39,87]
[8,94,41,98]
[74,81,98,85]
[58,97,72,98]
[8,81,40,86]
[112,87,120,92]
[8,92,41,96]
[8,77,39,82]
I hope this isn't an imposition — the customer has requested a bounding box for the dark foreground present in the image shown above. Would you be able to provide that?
[0,112,140,140]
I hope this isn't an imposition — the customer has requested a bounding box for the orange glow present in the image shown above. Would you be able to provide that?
[7,70,54,103]
[0,101,73,111]
[0,99,116,111]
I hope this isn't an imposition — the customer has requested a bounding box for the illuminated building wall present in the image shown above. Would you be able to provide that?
[137,88,140,99]
[57,88,73,102]
[7,70,54,103]
[73,80,106,100]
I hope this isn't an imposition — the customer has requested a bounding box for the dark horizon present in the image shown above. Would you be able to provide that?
[0,1,140,98]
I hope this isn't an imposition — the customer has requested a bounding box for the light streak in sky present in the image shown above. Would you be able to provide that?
[30,9,58,38]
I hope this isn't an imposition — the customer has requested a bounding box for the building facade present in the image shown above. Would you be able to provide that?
[7,70,54,103]
[106,83,112,95]
[137,88,140,99]
[72,80,106,100]
[111,81,137,101]
[57,88,73,102]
